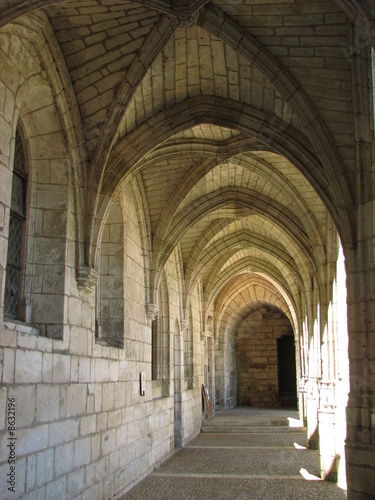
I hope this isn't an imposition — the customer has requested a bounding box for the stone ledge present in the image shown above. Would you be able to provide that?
[4,319,41,336]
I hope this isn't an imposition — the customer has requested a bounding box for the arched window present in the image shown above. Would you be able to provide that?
[4,130,27,319]
[184,306,194,389]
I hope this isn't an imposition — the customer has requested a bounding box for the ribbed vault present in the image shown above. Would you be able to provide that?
[20,0,346,406]
[0,0,355,444]
[2,0,371,495]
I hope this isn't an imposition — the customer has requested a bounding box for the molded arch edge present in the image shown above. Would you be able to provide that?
[0,0,177,27]
[198,3,355,209]
[90,97,354,305]
[148,186,319,309]
[4,11,89,283]
[102,96,353,242]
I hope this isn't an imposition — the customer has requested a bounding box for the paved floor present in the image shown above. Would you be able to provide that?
[122,407,347,499]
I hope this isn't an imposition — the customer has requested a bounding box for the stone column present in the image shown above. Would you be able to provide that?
[345,241,375,498]
[306,377,320,449]
[344,38,375,499]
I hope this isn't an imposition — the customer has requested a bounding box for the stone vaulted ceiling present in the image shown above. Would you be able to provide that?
[0,0,366,333]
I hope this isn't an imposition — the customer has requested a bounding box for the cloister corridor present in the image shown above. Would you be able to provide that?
[123,407,348,500]
[1,1,375,499]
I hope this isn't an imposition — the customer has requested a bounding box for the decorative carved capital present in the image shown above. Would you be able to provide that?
[178,10,199,27]
[146,303,158,325]
[77,266,99,290]
[215,153,231,166]
[206,315,213,331]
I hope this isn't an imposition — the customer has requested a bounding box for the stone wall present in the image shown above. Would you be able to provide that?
[237,308,294,407]
[0,184,204,499]
[1,2,374,497]
[1,183,162,498]
[0,32,205,492]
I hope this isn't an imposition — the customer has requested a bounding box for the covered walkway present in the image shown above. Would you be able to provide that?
[123,407,347,499]
[2,2,375,498]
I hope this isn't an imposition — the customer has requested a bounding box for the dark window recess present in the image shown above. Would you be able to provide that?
[4,130,27,319]
[152,318,158,380]
[277,335,297,406]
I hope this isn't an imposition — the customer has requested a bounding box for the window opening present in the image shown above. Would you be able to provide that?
[4,130,27,319]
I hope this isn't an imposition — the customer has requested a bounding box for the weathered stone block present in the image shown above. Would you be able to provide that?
[15,350,42,384]
[36,385,59,422]
[94,358,109,382]
[91,433,101,461]
[46,476,67,499]
[12,385,36,428]
[108,408,122,428]
[54,442,74,477]
[102,382,115,411]
[26,454,36,492]
[97,412,108,432]
[70,326,88,355]
[79,357,91,383]
[74,436,91,467]
[102,428,116,455]
[52,353,70,383]
[67,467,85,498]
[66,384,87,417]
[3,347,15,383]
[80,413,96,436]
[16,425,48,456]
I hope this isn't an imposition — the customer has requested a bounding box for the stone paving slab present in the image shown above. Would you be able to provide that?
[186,431,308,448]
[123,476,347,499]
[201,426,305,433]
[122,408,347,499]
[155,447,321,477]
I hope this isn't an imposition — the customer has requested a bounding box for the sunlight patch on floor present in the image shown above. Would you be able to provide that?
[288,417,303,427]
[300,468,322,481]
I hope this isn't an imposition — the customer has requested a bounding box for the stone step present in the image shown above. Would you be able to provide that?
[203,418,299,426]
[188,431,308,448]
[202,425,306,434]
[202,416,305,434]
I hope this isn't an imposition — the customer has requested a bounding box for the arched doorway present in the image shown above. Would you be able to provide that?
[236,304,297,408]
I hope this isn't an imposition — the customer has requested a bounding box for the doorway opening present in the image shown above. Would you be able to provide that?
[277,334,297,407]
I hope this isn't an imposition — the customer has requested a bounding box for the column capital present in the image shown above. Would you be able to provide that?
[77,266,98,290]
[146,303,158,325]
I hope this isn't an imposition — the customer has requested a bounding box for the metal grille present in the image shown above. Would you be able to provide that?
[7,216,23,267]
[14,129,26,175]
[10,173,25,216]
[5,217,23,318]
[5,212,24,319]
[4,130,26,319]
[4,259,21,319]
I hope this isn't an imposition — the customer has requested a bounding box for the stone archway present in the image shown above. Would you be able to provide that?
[236,304,296,408]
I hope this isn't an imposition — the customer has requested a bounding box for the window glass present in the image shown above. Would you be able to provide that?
[4,130,27,319]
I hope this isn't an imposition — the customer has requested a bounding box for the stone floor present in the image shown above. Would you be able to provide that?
[122,407,347,499]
